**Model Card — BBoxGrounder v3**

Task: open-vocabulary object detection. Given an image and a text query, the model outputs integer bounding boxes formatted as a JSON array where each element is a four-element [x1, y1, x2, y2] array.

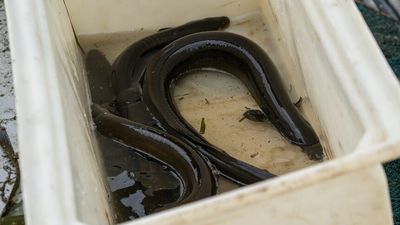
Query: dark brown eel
[[92, 104, 216, 208], [111, 16, 230, 96], [142, 31, 323, 163]]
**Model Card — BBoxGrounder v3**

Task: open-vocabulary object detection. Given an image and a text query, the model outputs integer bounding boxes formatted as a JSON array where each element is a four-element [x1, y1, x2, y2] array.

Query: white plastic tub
[[5, 0, 400, 224]]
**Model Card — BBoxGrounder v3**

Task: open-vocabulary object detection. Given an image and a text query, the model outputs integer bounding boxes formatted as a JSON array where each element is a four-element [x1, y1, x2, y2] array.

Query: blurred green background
[[358, 4, 400, 225]]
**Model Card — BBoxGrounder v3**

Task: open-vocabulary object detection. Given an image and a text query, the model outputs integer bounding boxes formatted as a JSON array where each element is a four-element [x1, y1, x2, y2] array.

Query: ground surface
[[0, 0, 18, 216]]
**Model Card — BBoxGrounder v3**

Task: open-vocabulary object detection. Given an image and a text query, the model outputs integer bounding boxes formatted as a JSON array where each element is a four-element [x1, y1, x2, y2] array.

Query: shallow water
[[84, 12, 322, 222], [97, 132, 239, 222], [83, 12, 320, 176], [96, 133, 182, 222]]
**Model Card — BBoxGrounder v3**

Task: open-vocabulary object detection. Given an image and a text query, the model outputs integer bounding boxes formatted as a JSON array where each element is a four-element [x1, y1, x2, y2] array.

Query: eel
[[113, 16, 230, 123], [92, 104, 216, 207], [142, 31, 324, 162], [111, 16, 230, 96]]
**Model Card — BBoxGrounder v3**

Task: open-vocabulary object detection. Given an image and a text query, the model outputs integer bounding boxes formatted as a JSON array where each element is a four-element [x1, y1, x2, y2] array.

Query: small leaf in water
[[174, 93, 189, 98], [250, 152, 259, 158], [294, 97, 303, 108], [199, 118, 206, 134]]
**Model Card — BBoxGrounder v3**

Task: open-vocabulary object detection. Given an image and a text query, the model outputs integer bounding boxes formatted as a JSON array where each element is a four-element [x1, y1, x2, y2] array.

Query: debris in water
[[174, 93, 190, 98], [294, 97, 303, 108], [250, 152, 259, 158], [199, 118, 206, 134]]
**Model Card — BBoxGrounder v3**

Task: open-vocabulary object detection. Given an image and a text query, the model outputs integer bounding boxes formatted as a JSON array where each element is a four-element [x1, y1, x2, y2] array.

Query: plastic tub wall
[[6, 0, 400, 224], [6, 0, 112, 225]]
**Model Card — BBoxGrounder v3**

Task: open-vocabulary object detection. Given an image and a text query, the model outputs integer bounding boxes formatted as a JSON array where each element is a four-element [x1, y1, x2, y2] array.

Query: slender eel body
[[142, 31, 323, 161], [111, 16, 230, 96], [114, 16, 229, 122], [92, 104, 216, 207]]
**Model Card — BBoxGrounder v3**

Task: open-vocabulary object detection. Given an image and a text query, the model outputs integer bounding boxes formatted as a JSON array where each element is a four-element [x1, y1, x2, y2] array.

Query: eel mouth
[[302, 143, 324, 161]]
